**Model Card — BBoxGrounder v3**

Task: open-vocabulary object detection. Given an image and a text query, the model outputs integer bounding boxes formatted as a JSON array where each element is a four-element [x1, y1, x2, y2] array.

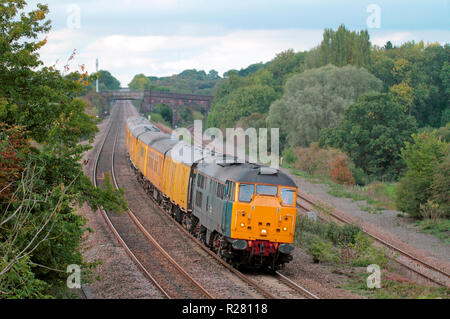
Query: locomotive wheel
[[199, 226, 207, 244], [182, 213, 192, 231], [211, 233, 224, 257], [190, 216, 199, 237]]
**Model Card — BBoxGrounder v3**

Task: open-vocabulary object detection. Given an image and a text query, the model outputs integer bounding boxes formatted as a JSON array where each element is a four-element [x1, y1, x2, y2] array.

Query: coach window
[[238, 184, 254, 202], [280, 188, 295, 206]]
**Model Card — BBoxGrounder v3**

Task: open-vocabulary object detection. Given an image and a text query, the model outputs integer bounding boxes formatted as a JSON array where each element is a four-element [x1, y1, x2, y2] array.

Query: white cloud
[[39, 28, 323, 85], [38, 26, 450, 87]]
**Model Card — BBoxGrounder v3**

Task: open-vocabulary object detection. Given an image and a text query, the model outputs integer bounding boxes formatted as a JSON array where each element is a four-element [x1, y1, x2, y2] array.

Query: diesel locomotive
[[126, 116, 298, 270]]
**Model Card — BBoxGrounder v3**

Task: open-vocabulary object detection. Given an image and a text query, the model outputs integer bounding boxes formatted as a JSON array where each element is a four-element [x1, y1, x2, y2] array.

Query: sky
[[31, 0, 450, 86]]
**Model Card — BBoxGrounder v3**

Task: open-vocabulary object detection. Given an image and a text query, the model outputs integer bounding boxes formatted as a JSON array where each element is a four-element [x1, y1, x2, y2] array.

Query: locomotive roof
[[196, 160, 297, 187]]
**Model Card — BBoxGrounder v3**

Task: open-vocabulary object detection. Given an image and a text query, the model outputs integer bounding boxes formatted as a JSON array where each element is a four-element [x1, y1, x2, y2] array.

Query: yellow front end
[[230, 184, 297, 244]]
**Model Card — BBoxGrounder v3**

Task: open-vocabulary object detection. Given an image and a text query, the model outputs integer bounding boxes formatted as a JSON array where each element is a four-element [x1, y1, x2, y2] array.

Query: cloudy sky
[[33, 0, 450, 86]]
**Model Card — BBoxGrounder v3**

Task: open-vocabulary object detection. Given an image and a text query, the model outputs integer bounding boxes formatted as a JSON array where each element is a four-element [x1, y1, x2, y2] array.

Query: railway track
[[297, 193, 450, 287], [93, 103, 214, 299]]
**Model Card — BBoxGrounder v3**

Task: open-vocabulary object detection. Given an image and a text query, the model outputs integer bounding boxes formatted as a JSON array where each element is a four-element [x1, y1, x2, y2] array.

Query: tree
[[96, 70, 121, 91], [0, 0, 127, 297], [430, 153, 450, 217], [390, 81, 414, 112], [128, 73, 152, 91], [267, 64, 382, 148], [370, 41, 450, 128], [369, 53, 395, 91], [395, 131, 448, 218], [207, 84, 276, 129], [319, 93, 417, 180], [266, 49, 298, 87], [318, 25, 372, 69], [207, 69, 219, 80], [152, 104, 173, 124]]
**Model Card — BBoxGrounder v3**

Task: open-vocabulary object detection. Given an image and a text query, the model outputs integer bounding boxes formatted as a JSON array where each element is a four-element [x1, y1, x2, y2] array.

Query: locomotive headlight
[[261, 229, 267, 236], [283, 227, 288, 232], [240, 223, 245, 228]]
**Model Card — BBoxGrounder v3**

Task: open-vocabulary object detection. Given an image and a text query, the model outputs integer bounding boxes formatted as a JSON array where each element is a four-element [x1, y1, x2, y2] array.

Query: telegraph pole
[[96, 58, 99, 93]]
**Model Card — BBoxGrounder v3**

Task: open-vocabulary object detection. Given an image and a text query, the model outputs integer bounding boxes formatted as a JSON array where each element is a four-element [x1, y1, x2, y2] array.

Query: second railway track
[[297, 194, 450, 287]]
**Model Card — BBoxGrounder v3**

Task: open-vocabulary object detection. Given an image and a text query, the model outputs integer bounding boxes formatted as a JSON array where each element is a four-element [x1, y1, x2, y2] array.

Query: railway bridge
[[101, 89, 214, 127]]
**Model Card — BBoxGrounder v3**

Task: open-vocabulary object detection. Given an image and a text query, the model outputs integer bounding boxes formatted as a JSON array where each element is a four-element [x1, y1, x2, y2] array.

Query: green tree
[[152, 104, 173, 124], [268, 64, 382, 148], [431, 153, 450, 217], [370, 42, 449, 128], [0, 0, 127, 298], [318, 25, 372, 69], [96, 70, 121, 91], [395, 131, 448, 217], [207, 84, 276, 129], [319, 93, 418, 180], [128, 73, 152, 91]]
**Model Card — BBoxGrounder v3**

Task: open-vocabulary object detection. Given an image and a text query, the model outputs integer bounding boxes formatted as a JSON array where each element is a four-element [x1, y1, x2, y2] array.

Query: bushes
[[281, 147, 297, 165], [395, 131, 448, 218], [306, 236, 339, 264], [430, 153, 450, 217], [329, 156, 355, 185], [293, 143, 356, 185], [296, 216, 388, 267]]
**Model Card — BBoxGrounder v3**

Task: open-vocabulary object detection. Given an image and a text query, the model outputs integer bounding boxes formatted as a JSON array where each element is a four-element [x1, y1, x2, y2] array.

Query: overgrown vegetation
[[295, 215, 389, 268], [128, 69, 223, 96], [286, 164, 396, 212], [149, 69, 223, 96], [395, 131, 449, 218], [296, 214, 449, 298], [341, 271, 449, 299], [0, 1, 128, 298]]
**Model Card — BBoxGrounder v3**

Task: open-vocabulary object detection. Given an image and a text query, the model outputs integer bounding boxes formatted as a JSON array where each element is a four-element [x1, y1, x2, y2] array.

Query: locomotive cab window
[[238, 184, 254, 202], [280, 188, 295, 206], [226, 181, 236, 201], [256, 184, 278, 196]]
